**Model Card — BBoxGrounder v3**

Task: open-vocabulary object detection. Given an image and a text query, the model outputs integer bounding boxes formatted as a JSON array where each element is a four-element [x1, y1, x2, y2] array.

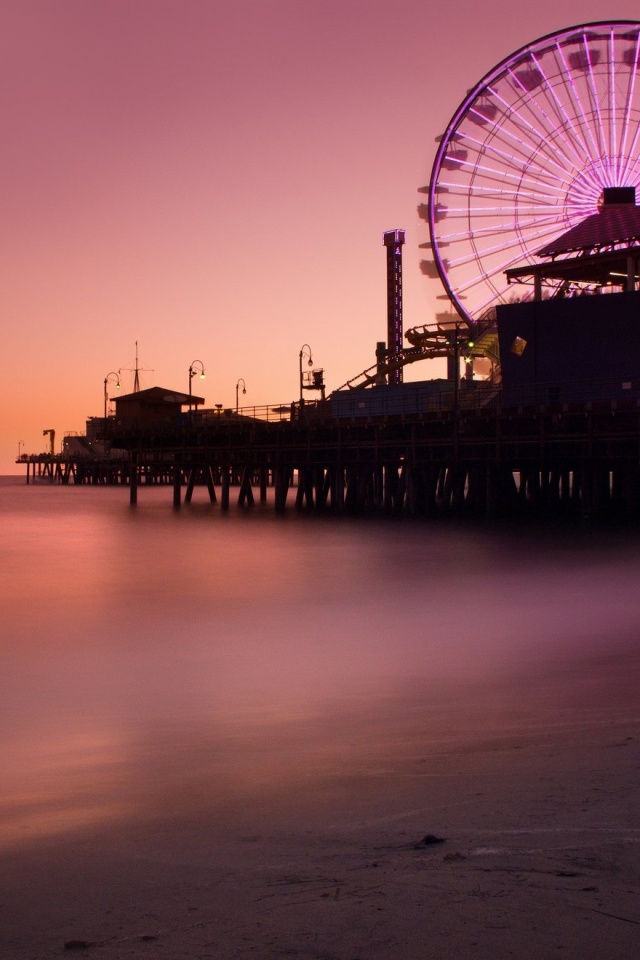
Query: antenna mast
[[120, 341, 153, 393], [133, 340, 140, 392]]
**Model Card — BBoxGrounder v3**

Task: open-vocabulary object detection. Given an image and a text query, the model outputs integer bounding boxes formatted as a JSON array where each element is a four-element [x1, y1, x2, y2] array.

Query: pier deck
[[21, 399, 640, 521]]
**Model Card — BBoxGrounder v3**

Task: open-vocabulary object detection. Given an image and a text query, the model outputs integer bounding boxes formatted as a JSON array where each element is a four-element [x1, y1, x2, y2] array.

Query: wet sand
[[2, 650, 639, 960]]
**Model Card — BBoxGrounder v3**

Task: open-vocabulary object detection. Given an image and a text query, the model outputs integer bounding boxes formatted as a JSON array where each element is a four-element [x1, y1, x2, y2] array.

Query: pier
[[21, 391, 640, 522], [110, 396, 640, 520]]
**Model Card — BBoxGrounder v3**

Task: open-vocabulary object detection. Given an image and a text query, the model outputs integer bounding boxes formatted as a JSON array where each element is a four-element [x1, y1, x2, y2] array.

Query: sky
[[4, 0, 640, 473]]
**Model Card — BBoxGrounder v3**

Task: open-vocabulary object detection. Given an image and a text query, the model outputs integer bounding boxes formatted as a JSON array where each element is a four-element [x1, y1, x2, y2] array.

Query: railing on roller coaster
[[335, 317, 498, 392]]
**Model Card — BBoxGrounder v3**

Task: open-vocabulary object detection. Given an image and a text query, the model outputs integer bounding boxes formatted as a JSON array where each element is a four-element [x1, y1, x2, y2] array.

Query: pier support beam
[[221, 466, 230, 512], [173, 463, 182, 509], [259, 466, 269, 503], [129, 453, 138, 505], [274, 464, 290, 514], [238, 465, 255, 506]]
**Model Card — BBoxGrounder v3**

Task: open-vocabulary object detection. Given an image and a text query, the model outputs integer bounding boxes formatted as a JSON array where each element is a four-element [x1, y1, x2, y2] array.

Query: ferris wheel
[[421, 21, 640, 326]]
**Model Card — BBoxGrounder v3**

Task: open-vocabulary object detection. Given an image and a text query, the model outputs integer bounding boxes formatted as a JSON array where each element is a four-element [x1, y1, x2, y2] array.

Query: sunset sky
[[4, 0, 640, 473]]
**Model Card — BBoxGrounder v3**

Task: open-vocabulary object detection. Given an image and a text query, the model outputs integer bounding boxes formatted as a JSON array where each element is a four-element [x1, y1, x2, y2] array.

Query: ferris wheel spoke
[[434, 205, 570, 220], [506, 65, 589, 173], [436, 180, 568, 204], [619, 124, 640, 184], [501, 70, 598, 175], [617, 152, 640, 185], [462, 154, 569, 195], [454, 213, 589, 294], [528, 52, 594, 168], [483, 84, 580, 181], [454, 121, 580, 186], [445, 218, 576, 269], [474, 284, 523, 318], [455, 243, 554, 295], [554, 40, 607, 175], [459, 126, 575, 189], [581, 33, 612, 182], [440, 143, 561, 189], [425, 22, 640, 325], [618, 34, 640, 181], [456, 261, 526, 300], [609, 32, 618, 177], [461, 103, 563, 174], [435, 214, 569, 242], [436, 215, 572, 247]]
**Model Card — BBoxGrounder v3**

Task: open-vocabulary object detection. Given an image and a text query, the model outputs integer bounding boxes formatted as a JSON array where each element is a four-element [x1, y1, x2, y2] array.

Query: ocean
[[2, 475, 639, 851]]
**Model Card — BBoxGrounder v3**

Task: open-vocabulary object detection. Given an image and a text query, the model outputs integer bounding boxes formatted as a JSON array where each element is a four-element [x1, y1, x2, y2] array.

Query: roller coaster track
[[334, 319, 498, 392]]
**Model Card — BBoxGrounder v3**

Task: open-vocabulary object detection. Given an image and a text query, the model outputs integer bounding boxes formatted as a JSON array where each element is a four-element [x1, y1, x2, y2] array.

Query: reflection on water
[[1, 479, 639, 848]]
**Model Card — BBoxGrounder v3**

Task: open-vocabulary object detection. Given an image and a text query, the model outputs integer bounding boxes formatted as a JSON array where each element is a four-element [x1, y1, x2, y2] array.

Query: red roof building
[[506, 187, 640, 295]]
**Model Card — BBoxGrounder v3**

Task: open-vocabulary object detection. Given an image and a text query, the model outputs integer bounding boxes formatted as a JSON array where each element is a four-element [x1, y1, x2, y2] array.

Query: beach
[[1, 482, 639, 958], [2, 652, 639, 959]]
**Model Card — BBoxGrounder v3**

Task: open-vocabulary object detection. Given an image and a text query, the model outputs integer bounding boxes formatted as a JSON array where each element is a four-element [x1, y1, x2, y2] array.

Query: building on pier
[[112, 386, 205, 424], [499, 187, 640, 407]]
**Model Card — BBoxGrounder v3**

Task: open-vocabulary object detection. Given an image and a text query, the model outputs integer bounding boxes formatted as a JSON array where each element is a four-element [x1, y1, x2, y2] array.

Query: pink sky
[[3, 0, 640, 472]]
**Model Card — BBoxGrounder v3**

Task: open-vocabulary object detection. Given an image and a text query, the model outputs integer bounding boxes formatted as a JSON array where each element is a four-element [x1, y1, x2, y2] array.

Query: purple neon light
[[456, 237, 565, 295], [430, 188, 598, 232], [618, 35, 640, 181], [438, 214, 582, 246], [436, 180, 566, 199], [436, 188, 570, 212], [426, 21, 640, 324], [441, 151, 566, 195], [484, 81, 580, 179], [440, 202, 575, 215], [617, 155, 640, 186], [528, 52, 592, 167], [458, 126, 573, 186], [555, 41, 605, 172], [446, 217, 580, 269], [619, 63, 640, 179], [507, 63, 587, 172], [582, 33, 612, 182], [432, 175, 595, 218], [437, 155, 606, 203], [619, 138, 640, 185], [610, 32, 617, 175], [468, 90, 578, 172], [497, 64, 592, 166], [456, 43, 640, 193]]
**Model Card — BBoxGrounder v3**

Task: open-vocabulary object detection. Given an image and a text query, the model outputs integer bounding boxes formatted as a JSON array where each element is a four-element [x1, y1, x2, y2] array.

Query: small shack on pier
[[113, 386, 205, 425]]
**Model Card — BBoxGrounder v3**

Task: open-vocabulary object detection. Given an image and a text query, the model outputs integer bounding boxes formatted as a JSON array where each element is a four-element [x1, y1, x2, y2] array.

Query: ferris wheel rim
[[426, 19, 640, 326]]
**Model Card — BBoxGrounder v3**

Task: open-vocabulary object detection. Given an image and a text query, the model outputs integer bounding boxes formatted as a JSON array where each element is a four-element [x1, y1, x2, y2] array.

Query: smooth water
[[1, 477, 639, 850]]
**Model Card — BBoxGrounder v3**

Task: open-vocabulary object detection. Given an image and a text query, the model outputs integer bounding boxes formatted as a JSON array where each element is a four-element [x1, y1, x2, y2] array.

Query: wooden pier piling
[[21, 399, 640, 523]]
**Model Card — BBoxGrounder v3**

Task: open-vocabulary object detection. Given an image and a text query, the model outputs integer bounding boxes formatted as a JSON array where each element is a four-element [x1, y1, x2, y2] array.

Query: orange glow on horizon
[[3, 1, 638, 472]]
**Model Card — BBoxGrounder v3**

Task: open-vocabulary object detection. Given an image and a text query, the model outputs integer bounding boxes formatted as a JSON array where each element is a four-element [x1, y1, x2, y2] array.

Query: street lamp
[[104, 371, 120, 419], [188, 360, 206, 412], [17, 440, 24, 460], [299, 344, 313, 403], [235, 378, 247, 413]]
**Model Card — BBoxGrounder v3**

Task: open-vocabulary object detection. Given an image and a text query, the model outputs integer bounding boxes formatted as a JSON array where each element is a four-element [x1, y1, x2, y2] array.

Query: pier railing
[[174, 379, 640, 427]]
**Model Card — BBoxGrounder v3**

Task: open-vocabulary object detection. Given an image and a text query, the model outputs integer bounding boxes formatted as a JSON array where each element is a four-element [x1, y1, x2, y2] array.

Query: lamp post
[[17, 440, 24, 460], [188, 360, 206, 412], [299, 344, 313, 403], [235, 378, 247, 413], [104, 372, 120, 419]]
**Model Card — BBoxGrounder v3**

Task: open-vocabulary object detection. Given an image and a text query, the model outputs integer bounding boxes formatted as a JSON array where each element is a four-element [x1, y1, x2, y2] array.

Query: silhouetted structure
[[383, 229, 405, 385], [113, 386, 204, 424], [501, 187, 640, 406]]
